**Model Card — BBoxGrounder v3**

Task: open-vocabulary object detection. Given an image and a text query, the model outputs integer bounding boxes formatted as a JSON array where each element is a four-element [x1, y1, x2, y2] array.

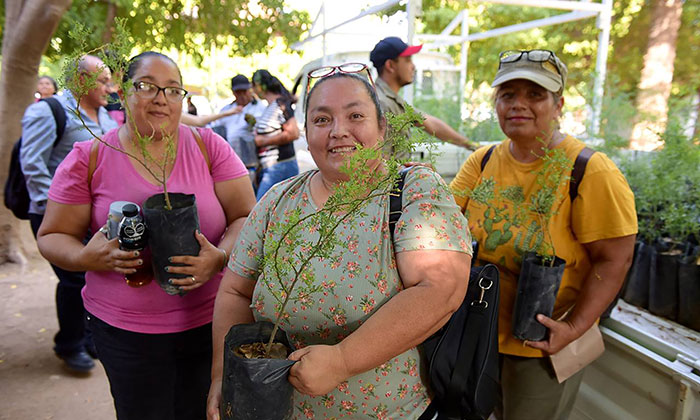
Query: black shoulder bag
[[4, 97, 67, 219], [389, 168, 500, 420]]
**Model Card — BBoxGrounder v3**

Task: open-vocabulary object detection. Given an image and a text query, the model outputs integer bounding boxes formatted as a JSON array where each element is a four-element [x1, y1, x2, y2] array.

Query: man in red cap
[[370, 36, 477, 156]]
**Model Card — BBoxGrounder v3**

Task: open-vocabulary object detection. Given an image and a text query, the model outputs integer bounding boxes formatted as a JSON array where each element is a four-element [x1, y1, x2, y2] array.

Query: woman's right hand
[[206, 378, 223, 420], [78, 226, 142, 274], [221, 105, 243, 117]]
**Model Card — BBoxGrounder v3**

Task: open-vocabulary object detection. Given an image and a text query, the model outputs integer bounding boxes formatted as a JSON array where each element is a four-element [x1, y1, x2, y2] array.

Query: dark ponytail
[[252, 69, 294, 103]]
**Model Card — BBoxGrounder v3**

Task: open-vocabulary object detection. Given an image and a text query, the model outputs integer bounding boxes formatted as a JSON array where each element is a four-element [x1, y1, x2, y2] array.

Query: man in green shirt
[[370, 37, 478, 156]]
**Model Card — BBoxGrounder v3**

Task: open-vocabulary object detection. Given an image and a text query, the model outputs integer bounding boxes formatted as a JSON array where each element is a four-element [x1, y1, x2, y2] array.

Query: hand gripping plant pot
[[512, 252, 566, 341], [220, 322, 295, 420], [142, 193, 200, 296]]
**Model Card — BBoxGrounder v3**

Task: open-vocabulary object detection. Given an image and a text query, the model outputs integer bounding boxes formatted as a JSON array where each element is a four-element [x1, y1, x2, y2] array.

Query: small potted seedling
[[63, 20, 201, 296], [619, 126, 700, 327]]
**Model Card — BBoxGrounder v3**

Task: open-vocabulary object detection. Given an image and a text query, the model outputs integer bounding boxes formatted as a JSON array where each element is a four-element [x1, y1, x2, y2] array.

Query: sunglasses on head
[[498, 49, 563, 77], [306, 62, 376, 95]]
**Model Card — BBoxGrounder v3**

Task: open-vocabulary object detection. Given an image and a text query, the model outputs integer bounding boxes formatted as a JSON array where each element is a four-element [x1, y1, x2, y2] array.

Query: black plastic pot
[[512, 253, 566, 342], [648, 248, 679, 321], [677, 247, 700, 331], [220, 322, 295, 420], [601, 241, 643, 319], [142, 193, 200, 296], [623, 241, 655, 309]]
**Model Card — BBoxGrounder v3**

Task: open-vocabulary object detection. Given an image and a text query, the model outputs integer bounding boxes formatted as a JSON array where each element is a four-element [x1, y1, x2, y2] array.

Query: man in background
[[370, 36, 478, 156], [209, 74, 267, 189], [20, 55, 117, 373]]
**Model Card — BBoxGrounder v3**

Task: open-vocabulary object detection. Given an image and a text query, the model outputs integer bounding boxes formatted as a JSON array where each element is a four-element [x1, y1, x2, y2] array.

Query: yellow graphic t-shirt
[[450, 136, 637, 357]]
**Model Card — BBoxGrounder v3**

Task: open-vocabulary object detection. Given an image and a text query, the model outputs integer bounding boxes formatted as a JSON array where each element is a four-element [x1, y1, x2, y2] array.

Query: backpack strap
[[40, 97, 67, 147], [480, 145, 497, 172], [388, 168, 410, 243], [569, 146, 595, 202], [479, 144, 595, 202], [190, 126, 211, 172]]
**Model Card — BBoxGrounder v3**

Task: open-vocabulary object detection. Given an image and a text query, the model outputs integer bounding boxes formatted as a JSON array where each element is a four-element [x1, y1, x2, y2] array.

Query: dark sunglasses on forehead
[[498, 49, 563, 77], [306, 62, 376, 95]]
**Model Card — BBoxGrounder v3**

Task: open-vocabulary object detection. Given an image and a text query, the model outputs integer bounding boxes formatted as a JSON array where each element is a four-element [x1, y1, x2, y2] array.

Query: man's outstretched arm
[[422, 114, 477, 151]]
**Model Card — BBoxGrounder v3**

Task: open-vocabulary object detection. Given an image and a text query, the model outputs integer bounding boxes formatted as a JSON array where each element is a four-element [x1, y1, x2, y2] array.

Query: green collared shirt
[[376, 77, 408, 116], [375, 77, 424, 161]]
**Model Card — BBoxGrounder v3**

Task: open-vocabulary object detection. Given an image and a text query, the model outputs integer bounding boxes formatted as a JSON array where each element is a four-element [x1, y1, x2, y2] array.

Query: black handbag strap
[[443, 265, 496, 419], [388, 167, 410, 242], [444, 308, 483, 418]]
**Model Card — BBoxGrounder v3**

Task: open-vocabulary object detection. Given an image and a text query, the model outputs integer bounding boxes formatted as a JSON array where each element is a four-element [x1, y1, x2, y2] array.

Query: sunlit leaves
[[383, 0, 698, 99], [32, 0, 309, 63]]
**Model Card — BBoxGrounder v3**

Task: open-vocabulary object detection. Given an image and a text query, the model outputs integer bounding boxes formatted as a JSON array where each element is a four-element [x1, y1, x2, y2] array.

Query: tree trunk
[[630, 0, 684, 151], [102, 0, 118, 43], [0, 0, 72, 265]]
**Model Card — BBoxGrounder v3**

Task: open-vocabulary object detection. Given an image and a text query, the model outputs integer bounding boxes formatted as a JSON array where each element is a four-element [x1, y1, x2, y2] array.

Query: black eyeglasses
[[498, 49, 563, 77], [132, 81, 188, 103], [306, 63, 375, 94]]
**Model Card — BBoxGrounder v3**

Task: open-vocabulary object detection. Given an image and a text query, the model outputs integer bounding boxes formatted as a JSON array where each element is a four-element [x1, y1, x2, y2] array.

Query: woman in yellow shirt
[[450, 50, 637, 420]]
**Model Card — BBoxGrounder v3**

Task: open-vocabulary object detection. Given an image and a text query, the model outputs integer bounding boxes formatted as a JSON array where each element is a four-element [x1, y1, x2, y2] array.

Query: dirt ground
[[0, 221, 115, 420]]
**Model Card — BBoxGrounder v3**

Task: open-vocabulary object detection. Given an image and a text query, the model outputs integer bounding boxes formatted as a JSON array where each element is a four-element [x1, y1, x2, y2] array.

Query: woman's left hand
[[288, 345, 350, 396], [165, 230, 225, 292], [524, 314, 582, 354]]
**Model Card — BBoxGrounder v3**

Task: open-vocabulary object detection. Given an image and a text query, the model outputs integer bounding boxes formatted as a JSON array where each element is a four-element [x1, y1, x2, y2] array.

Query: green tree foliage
[[383, 1, 698, 97], [1, 0, 310, 63], [620, 126, 700, 246], [672, 0, 700, 96]]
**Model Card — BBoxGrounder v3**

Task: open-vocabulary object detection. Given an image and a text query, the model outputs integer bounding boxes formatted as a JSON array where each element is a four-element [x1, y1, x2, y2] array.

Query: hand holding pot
[[524, 314, 581, 355], [288, 345, 350, 396], [166, 230, 225, 292], [79, 226, 142, 274]]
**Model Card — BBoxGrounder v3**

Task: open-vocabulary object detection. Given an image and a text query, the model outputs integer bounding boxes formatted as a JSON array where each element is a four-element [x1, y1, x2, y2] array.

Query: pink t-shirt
[[49, 125, 248, 333]]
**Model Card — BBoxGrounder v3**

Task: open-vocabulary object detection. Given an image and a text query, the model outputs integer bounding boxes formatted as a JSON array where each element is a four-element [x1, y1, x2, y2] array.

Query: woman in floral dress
[[208, 70, 473, 420]]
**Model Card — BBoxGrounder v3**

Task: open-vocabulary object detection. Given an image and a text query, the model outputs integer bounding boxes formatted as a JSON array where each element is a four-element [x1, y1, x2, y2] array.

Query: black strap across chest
[[480, 144, 595, 202]]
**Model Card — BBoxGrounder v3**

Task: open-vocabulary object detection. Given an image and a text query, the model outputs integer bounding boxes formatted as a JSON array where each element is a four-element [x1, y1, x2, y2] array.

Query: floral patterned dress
[[231, 167, 472, 419]]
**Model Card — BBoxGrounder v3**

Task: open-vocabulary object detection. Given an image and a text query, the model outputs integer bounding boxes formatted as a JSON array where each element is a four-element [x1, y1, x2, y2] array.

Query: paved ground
[[0, 221, 114, 420]]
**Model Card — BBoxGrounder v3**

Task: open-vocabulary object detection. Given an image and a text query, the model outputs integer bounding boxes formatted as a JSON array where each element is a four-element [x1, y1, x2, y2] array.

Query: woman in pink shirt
[[36, 52, 256, 420]]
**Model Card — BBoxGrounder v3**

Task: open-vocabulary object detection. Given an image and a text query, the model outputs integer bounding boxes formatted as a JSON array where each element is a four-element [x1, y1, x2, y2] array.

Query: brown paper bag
[[549, 320, 605, 383]]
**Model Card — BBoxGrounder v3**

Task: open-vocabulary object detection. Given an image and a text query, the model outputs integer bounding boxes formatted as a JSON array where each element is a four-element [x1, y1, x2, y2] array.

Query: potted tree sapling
[[620, 126, 700, 327], [457, 142, 573, 341], [219, 107, 434, 420], [63, 21, 202, 296]]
